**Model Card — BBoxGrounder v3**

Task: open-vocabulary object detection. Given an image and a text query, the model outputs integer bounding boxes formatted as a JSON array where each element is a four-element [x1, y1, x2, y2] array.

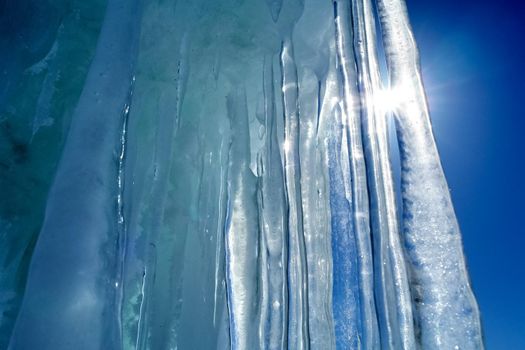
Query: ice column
[[333, 1, 380, 348], [351, 0, 416, 348], [224, 89, 261, 349], [280, 38, 311, 350], [376, 0, 484, 348], [257, 58, 288, 350]]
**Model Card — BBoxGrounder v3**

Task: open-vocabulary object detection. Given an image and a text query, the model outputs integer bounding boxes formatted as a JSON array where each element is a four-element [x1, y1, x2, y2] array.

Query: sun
[[373, 84, 411, 114]]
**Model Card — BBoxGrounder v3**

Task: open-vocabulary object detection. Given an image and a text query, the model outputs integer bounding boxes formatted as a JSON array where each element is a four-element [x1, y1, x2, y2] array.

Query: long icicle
[[257, 56, 288, 350], [333, 1, 380, 348], [224, 88, 260, 349], [280, 37, 310, 350], [375, 0, 484, 348], [351, 0, 416, 348]]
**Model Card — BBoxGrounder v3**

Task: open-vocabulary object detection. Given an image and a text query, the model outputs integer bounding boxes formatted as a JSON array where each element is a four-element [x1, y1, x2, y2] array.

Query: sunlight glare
[[373, 84, 411, 114], [283, 139, 291, 153]]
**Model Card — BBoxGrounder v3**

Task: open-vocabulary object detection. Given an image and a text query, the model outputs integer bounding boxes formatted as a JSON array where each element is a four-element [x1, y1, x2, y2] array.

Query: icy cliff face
[[0, 0, 482, 349]]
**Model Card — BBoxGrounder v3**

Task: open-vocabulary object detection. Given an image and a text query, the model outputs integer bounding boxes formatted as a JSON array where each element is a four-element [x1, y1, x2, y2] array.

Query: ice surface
[[0, 0, 483, 349], [7, 0, 141, 348], [376, 0, 484, 348], [0, 1, 107, 347]]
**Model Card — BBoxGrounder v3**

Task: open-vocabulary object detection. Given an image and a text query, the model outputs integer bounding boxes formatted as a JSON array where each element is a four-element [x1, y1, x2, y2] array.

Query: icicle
[[256, 57, 288, 350], [333, 1, 380, 348], [326, 101, 361, 350], [291, 1, 339, 346], [224, 88, 260, 349], [280, 37, 311, 350], [350, 0, 416, 348], [299, 72, 336, 350], [375, 0, 484, 348]]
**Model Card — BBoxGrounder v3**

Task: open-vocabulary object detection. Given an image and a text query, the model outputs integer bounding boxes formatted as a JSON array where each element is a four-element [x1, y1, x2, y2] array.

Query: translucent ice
[[0, 0, 483, 349]]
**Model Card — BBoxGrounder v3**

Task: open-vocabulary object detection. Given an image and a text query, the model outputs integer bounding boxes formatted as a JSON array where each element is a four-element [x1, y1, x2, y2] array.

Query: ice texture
[[6, 0, 142, 348], [350, 0, 416, 348], [0, 0, 483, 349], [376, 0, 484, 348]]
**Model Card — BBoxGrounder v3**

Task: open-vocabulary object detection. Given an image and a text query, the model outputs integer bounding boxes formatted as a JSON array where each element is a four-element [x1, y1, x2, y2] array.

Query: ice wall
[[0, 0, 483, 349], [0, 1, 108, 348]]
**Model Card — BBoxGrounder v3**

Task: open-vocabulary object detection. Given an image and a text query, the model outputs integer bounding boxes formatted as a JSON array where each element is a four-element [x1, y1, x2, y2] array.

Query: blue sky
[[406, 0, 525, 347]]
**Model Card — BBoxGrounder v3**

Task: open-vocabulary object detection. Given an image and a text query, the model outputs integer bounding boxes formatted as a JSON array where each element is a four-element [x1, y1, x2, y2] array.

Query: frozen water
[[0, 0, 483, 349]]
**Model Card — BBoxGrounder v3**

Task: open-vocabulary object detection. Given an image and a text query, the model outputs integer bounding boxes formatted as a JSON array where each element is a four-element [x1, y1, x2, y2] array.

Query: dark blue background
[[407, 0, 525, 347]]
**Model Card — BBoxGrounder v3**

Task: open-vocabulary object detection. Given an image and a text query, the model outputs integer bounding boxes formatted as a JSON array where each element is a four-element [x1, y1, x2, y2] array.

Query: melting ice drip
[[2, 0, 483, 349]]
